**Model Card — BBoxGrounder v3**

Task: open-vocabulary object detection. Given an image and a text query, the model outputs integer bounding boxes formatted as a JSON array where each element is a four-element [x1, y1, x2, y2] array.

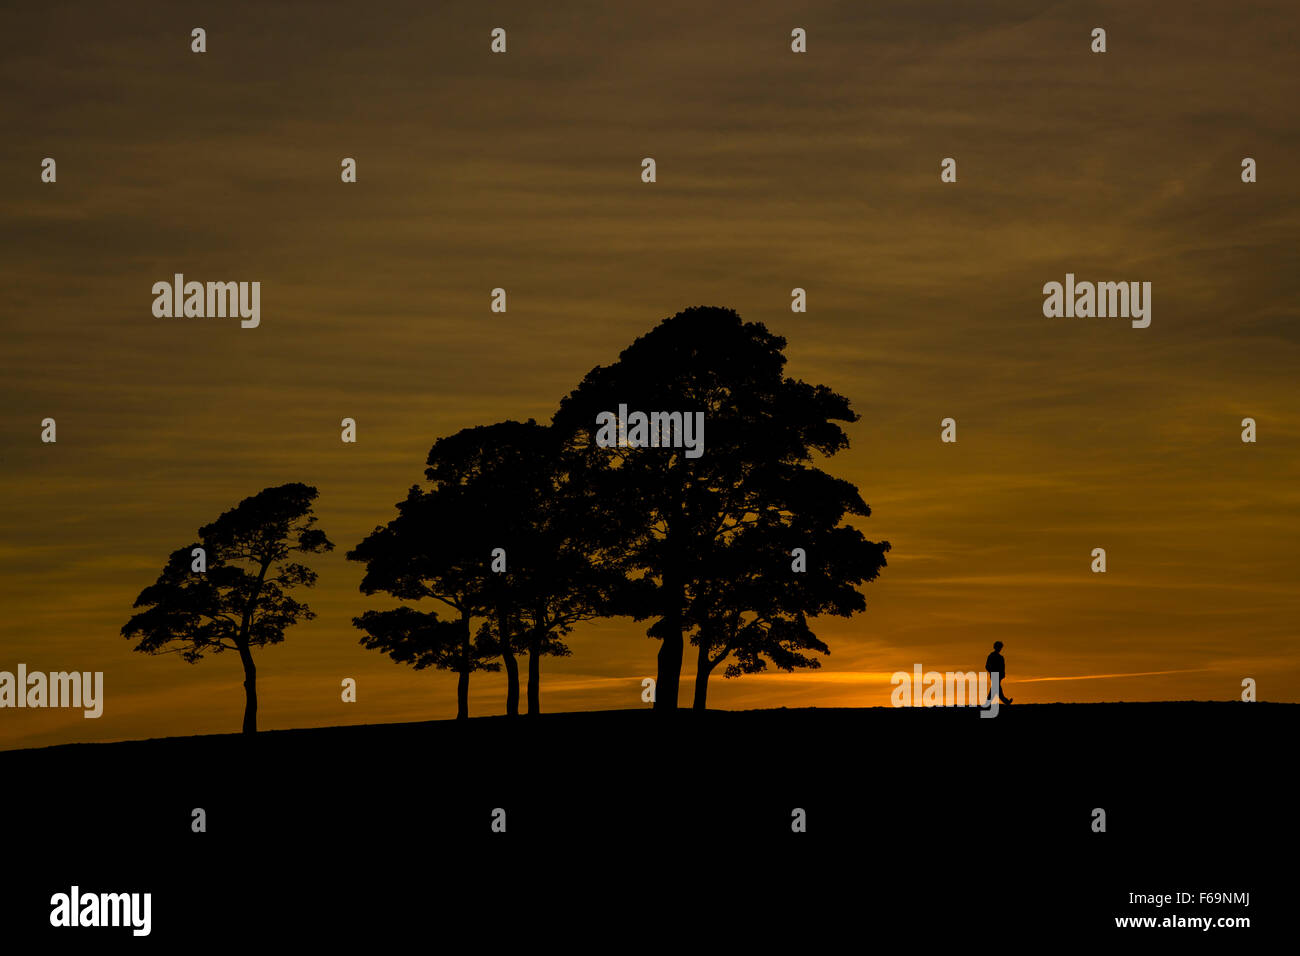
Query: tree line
[[122, 307, 890, 732]]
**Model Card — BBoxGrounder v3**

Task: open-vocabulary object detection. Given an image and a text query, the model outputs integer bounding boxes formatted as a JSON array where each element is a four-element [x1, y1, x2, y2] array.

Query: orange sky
[[2, 0, 1297, 749]]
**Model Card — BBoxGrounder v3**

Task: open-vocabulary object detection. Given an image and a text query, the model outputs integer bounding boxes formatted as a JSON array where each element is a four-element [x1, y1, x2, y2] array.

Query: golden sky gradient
[[2, 0, 1297, 749]]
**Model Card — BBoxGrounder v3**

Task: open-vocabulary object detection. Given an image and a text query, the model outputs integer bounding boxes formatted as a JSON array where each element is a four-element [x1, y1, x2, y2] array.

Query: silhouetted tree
[[456, 420, 576, 716], [553, 306, 879, 710], [121, 483, 333, 734], [687, 510, 888, 709], [349, 483, 500, 720], [475, 428, 627, 715], [356, 420, 623, 718], [490, 422, 630, 715], [350, 420, 601, 718], [354, 604, 498, 713]]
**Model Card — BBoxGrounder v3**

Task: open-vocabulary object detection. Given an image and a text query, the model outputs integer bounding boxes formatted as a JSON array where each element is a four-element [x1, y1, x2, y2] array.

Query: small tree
[[122, 483, 333, 734], [351, 419, 621, 718], [688, 513, 888, 709], [354, 605, 499, 710], [478, 527, 623, 716], [468, 421, 626, 715], [349, 484, 500, 720]]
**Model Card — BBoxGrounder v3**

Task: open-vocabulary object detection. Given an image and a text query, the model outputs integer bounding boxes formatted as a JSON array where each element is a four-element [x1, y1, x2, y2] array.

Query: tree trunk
[[656, 628, 682, 711], [527, 630, 541, 716], [654, 522, 689, 712], [655, 565, 684, 711], [503, 651, 519, 716], [692, 640, 713, 711], [457, 611, 471, 720], [497, 605, 519, 716], [237, 643, 257, 734], [236, 560, 270, 735], [456, 668, 469, 720]]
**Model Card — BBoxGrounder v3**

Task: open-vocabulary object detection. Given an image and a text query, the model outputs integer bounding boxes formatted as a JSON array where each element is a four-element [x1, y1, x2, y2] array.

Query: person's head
[[993, 641, 1003, 651]]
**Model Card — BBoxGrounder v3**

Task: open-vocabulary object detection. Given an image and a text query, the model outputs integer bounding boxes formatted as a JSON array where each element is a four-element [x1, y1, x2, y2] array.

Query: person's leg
[[999, 677, 1012, 704]]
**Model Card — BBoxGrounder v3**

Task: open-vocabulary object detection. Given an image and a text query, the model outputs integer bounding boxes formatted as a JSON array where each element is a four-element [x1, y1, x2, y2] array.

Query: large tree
[[552, 306, 881, 711], [122, 483, 333, 734]]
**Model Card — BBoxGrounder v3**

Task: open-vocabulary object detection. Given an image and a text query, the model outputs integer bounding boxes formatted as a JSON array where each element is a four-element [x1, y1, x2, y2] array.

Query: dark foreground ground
[[1, 701, 1291, 945]]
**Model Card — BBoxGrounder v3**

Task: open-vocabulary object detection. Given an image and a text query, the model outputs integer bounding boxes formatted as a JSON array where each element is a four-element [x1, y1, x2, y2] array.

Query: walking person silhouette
[[985, 641, 1013, 705]]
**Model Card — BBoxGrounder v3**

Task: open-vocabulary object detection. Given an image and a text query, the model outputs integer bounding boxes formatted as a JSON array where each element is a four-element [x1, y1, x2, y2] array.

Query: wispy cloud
[[1015, 669, 1214, 684], [1, 0, 1296, 748]]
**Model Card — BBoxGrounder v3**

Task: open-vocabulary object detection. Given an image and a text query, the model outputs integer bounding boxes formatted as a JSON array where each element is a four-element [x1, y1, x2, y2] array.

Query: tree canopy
[[122, 482, 333, 733], [552, 306, 886, 709]]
